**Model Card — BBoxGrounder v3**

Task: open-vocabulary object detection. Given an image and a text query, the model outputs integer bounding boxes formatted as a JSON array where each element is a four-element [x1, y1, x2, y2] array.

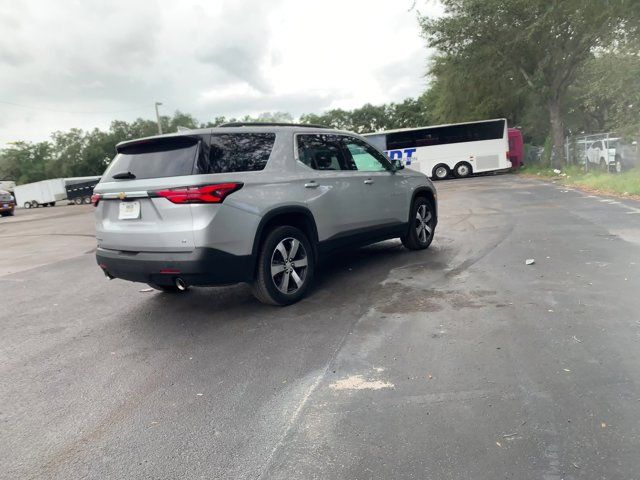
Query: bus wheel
[[432, 164, 450, 180], [454, 162, 472, 178]]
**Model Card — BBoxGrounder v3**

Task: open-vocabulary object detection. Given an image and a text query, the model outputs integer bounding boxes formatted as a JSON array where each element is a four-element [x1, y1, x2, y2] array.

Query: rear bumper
[[0, 204, 14, 213], [96, 247, 255, 286]]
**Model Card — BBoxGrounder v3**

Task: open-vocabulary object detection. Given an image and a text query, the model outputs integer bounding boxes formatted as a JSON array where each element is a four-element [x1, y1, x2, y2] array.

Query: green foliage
[[420, 0, 640, 164], [568, 54, 640, 136], [300, 96, 432, 133]]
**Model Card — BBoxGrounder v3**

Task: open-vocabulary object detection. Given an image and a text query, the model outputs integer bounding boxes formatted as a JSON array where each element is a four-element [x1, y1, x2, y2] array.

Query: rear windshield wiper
[[111, 171, 136, 180]]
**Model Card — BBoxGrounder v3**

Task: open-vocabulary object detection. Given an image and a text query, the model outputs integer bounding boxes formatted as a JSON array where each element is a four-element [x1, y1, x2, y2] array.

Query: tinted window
[[107, 137, 199, 180], [340, 136, 390, 172], [297, 134, 353, 171], [386, 120, 505, 149], [198, 133, 275, 174]]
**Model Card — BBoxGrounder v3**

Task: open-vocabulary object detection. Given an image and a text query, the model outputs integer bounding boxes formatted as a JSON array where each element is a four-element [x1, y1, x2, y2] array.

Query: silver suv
[[93, 123, 438, 305]]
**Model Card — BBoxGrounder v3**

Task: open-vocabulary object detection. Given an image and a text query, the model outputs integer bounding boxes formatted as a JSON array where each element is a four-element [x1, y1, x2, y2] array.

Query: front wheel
[[402, 197, 435, 250], [252, 226, 314, 306], [432, 164, 450, 180]]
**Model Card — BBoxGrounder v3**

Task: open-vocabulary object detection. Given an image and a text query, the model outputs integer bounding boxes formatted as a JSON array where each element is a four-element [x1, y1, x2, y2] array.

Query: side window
[[297, 134, 352, 171], [340, 136, 390, 172], [197, 133, 275, 173]]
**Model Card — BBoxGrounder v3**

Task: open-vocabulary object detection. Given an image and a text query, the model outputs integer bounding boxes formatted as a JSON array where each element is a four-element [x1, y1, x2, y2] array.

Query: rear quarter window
[[197, 133, 276, 174]]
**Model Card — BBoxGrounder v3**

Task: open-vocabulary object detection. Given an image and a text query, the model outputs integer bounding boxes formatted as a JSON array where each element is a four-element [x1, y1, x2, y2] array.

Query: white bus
[[363, 118, 511, 180]]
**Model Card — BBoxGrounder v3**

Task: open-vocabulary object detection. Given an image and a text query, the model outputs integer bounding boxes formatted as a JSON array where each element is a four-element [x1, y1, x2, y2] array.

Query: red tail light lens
[[91, 193, 102, 206], [154, 183, 243, 204]]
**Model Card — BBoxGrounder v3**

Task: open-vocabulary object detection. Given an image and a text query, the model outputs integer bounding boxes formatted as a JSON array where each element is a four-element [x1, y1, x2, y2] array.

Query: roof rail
[[217, 122, 330, 129]]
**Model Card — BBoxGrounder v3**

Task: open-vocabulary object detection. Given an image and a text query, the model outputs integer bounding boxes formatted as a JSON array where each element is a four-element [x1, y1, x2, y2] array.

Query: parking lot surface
[[2, 175, 640, 479]]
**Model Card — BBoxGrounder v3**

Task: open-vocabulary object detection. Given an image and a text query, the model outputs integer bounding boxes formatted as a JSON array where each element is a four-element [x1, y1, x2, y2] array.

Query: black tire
[[24, 202, 31, 209], [402, 196, 436, 250], [147, 283, 187, 293], [49, 202, 55, 207], [599, 158, 608, 172], [432, 164, 450, 180], [83, 196, 91, 204], [453, 162, 472, 178], [74, 197, 82, 205], [252, 225, 314, 306], [31, 201, 39, 208]]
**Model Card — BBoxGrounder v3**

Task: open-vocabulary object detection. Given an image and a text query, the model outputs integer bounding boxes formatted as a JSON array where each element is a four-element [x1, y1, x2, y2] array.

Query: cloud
[[0, 0, 441, 144]]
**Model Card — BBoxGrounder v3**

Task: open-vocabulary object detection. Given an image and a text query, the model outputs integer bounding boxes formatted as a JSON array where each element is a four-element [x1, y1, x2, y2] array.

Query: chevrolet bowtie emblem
[[118, 192, 126, 200]]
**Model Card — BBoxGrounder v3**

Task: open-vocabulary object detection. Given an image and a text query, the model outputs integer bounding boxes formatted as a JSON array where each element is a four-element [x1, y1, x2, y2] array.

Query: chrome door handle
[[364, 179, 374, 185], [304, 181, 319, 188]]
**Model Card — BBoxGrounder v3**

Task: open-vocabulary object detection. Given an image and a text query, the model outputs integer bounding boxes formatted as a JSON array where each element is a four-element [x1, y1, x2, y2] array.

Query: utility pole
[[155, 102, 163, 135]]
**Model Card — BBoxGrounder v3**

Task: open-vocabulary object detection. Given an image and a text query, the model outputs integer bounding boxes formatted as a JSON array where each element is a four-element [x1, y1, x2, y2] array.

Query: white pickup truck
[[585, 138, 637, 173]]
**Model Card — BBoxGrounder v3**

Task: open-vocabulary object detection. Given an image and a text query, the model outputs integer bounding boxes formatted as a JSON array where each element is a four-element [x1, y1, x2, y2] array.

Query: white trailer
[[14, 179, 67, 209]]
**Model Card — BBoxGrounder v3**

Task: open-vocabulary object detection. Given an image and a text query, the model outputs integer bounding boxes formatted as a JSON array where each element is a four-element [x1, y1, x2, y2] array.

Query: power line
[[0, 100, 154, 115]]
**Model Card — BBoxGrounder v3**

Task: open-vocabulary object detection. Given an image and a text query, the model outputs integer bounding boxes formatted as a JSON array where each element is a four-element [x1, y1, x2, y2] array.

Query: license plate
[[2, 204, 7, 209], [118, 201, 140, 220]]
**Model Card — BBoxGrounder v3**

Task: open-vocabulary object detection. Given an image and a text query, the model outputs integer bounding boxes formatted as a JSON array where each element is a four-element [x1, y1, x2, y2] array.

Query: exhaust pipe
[[175, 277, 187, 291]]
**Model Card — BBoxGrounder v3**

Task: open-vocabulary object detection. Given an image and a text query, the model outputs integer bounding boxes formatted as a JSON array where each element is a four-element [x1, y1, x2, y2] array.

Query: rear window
[[196, 133, 276, 174], [107, 137, 199, 180]]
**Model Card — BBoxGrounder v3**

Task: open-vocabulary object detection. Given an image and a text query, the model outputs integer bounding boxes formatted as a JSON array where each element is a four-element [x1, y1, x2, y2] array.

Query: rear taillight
[[91, 193, 102, 206], [154, 183, 243, 204]]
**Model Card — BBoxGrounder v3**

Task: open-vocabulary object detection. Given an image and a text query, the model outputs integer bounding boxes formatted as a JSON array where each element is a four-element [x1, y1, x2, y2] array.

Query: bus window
[[387, 131, 416, 150]]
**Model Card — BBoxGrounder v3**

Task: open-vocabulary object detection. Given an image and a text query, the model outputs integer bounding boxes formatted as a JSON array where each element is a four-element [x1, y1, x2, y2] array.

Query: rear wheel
[[31, 201, 39, 208], [453, 162, 472, 178], [74, 197, 83, 205], [24, 202, 32, 209], [83, 196, 91, 204], [252, 226, 314, 306], [402, 197, 435, 250], [432, 164, 450, 180]]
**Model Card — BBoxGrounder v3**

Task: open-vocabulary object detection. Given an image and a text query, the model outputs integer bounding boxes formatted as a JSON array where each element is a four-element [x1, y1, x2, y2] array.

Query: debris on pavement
[[139, 288, 154, 292], [525, 259, 535, 265], [502, 432, 517, 438]]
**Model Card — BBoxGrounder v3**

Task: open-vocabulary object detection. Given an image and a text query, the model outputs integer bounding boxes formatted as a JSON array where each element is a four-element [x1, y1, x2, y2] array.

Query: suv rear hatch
[[95, 136, 202, 253]]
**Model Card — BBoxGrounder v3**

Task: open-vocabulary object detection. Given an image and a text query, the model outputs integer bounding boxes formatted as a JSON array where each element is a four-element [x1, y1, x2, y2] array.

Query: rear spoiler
[[116, 135, 200, 154]]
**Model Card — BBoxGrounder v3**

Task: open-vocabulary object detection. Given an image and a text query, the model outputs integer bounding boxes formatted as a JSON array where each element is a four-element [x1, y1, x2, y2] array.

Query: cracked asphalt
[[1, 174, 640, 479]]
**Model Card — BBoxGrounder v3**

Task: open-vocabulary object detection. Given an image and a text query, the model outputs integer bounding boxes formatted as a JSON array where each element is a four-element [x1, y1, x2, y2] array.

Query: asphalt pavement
[[1, 174, 640, 480]]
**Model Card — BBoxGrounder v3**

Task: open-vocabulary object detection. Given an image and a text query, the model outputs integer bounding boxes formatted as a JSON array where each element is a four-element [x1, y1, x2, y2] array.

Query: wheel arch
[[410, 187, 438, 226], [432, 163, 450, 180], [454, 161, 473, 176], [251, 206, 319, 274]]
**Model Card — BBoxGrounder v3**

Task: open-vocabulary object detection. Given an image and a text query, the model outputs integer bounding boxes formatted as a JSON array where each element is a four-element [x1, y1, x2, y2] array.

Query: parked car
[[0, 189, 16, 216], [93, 123, 438, 305], [585, 138, 637, 172]]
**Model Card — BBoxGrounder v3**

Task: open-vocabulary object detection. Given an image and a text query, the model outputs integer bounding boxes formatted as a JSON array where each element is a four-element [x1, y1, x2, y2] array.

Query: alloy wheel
[[415, 204, 433, 244], [270, 237, 308, 294]]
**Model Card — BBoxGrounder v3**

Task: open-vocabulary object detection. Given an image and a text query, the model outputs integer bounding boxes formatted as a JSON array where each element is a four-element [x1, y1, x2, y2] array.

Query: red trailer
[[508, 128, 524, 169]]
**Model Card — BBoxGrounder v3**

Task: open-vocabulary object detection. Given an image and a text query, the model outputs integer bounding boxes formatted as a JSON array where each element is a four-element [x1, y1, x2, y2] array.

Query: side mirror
[[391, 159, 404, 172]]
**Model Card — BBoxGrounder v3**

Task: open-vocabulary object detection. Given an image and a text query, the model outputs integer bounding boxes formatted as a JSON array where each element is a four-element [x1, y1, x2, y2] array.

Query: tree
[[569, 53, 640, 136], [421, 0, 640, 166]]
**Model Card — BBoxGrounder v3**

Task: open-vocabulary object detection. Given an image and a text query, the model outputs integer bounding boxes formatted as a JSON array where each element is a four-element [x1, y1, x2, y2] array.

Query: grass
[[520, 164, 640, 197]]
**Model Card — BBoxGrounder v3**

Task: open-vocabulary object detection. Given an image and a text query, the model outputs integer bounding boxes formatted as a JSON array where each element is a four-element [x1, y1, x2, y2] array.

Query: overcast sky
[[0, 0, 442, 145]]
